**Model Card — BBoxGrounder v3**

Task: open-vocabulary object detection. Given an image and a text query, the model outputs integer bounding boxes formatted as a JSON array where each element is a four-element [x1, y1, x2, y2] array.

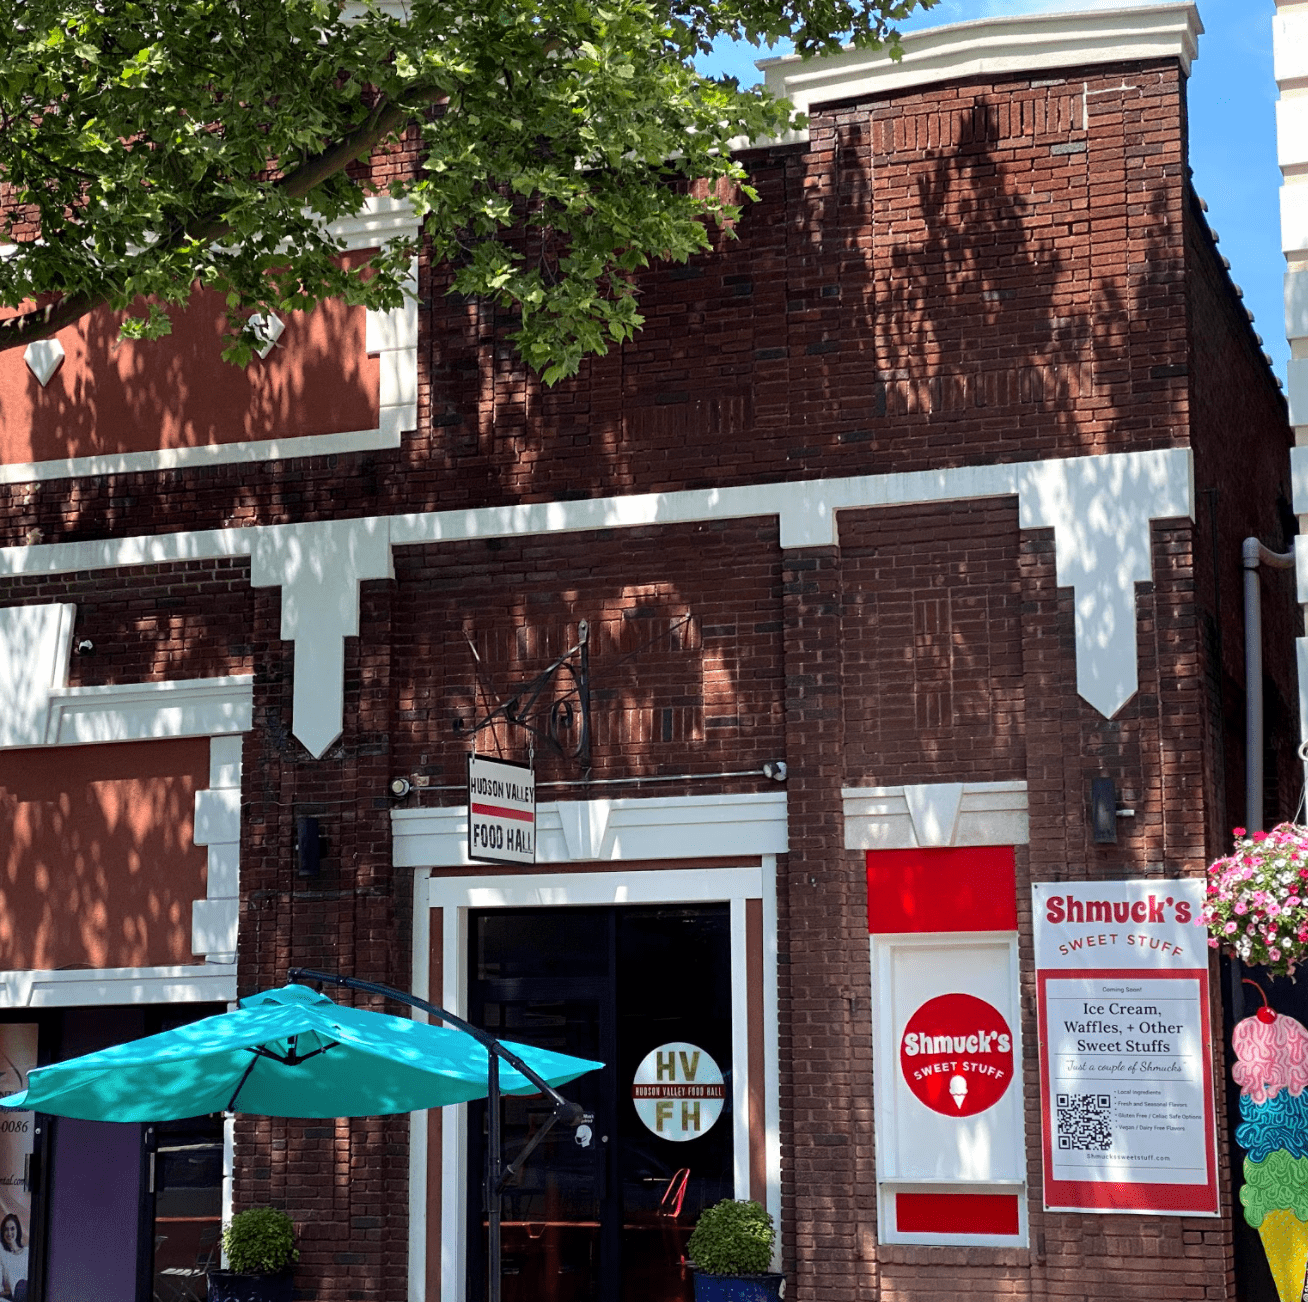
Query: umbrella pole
[[287, 968, 588, 1302], [487, 1051, 502, 1302]]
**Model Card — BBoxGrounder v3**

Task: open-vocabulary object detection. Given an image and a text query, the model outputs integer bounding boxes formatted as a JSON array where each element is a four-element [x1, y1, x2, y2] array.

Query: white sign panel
[[467, 755, 536, 865], [631, 1042, 725, 1141], [1032, 879, 1217, 1215], [872, 935, 1024, 1184]]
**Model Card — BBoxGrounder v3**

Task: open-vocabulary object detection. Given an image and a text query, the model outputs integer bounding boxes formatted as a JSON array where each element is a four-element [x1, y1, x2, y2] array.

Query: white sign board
[[467, 755, 536, 865], [872, 935, 1024, 1184], [631, 1042, 725, 1142], [1032, 879, 1217, 1215]]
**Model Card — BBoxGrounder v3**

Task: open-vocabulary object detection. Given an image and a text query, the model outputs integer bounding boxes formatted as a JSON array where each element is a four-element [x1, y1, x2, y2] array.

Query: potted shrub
[[685, 1198, 783, 1301], [208, 1206, 298, 1302]]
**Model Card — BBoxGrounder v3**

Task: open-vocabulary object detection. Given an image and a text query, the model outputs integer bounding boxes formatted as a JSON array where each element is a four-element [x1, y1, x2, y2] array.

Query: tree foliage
[[0, 0, 933, 380]]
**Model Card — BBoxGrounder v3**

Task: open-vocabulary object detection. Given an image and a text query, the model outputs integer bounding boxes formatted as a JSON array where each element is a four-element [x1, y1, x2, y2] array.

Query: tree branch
[[0, 84, 445, 352]]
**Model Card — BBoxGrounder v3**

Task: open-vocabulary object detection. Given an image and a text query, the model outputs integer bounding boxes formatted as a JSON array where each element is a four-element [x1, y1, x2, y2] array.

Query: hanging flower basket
[[1203, 824, 1308, 978]]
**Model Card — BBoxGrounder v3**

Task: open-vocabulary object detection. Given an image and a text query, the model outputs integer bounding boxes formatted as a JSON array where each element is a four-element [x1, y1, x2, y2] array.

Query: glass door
[[466, 905, 734, 1302]]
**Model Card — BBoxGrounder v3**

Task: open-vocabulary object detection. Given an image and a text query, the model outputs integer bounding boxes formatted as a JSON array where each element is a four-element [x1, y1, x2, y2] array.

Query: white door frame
[[397, 792, 786, 1302]]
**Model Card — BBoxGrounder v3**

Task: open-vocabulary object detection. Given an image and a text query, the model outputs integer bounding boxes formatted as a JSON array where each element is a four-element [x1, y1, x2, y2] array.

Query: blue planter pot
[[691, 1270, 785, 1301], [207, 1271, 294, 1302]]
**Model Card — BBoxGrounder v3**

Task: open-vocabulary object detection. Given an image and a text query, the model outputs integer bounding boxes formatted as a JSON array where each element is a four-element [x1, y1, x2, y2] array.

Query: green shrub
[[685, 1199, 775, 1276], [222, 1207, 299, 1276]]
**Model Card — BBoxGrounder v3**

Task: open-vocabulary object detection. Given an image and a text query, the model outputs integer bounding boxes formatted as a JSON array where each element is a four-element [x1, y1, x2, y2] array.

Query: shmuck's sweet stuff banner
[[1031, 879, 1218, 1215]]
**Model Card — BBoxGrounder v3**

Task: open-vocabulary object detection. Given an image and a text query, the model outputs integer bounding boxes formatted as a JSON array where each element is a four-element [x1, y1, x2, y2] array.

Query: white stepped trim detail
[[0, 447, 1194, 746]]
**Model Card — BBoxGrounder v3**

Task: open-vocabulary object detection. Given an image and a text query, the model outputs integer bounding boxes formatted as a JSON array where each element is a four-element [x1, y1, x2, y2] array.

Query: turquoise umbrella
[[0, 982, 601, 1121]]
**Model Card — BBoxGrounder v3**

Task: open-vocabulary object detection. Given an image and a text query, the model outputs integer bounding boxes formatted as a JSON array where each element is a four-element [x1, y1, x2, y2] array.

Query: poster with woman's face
[[0, 1026, 36, 1261]]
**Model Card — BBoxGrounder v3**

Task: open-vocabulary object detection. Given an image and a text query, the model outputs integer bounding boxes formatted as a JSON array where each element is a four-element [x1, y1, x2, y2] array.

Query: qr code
[[1056, 1093, 1112, 1151]]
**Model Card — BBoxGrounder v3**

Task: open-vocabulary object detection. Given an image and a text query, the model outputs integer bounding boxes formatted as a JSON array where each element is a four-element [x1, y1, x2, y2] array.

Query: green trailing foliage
[[686, 1198, 775, 1275], [0, 0, 935, 380], [222, 1207, 299, 1276]]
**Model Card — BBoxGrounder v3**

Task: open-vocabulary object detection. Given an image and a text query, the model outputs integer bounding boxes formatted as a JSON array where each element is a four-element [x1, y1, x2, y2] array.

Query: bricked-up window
[[868, 847, 1027, 1247]]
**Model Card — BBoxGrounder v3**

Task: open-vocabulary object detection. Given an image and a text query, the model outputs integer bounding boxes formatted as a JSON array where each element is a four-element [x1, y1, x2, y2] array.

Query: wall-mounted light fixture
[[296, 816, 321, 878], [762, 761, 788, 783], [1090, 778, 1117, 845], [389, 777, 412, 799]]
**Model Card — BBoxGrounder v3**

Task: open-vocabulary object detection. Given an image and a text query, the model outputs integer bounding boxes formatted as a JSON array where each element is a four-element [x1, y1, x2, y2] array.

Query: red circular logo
[[899, 993, 1014, 1117]]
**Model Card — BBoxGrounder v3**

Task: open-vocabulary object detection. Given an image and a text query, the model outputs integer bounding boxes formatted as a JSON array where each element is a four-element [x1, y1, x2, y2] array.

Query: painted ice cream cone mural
[[1233, 983, 1308, 1302]]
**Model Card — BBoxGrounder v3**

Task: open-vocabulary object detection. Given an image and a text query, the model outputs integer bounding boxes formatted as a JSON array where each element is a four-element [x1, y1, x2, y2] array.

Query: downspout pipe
[[1244, 537, 1296, 830]]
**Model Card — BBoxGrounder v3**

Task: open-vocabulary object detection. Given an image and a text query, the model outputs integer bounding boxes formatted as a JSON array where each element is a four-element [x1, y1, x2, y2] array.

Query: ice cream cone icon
[[949, 1074, 968, 1110], [1257, 1208, 1308, 1302], [1233, 993, 1308, 1302]]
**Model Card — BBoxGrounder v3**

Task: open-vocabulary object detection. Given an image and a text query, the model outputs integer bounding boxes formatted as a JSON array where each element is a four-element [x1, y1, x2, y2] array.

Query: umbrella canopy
[[0, 983, 601, 1122]]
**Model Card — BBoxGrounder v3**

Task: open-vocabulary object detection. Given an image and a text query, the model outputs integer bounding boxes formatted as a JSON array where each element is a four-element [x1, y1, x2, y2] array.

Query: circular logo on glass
[[631, 1041, 725, 1142]]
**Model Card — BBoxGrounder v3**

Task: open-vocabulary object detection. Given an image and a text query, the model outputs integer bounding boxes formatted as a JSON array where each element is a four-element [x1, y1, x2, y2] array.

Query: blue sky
[[700, 0, 1287, 380]]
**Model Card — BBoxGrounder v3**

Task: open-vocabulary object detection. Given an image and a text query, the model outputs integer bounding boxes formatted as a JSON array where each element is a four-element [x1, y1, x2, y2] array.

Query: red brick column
[[780, 545, 877, 1302]]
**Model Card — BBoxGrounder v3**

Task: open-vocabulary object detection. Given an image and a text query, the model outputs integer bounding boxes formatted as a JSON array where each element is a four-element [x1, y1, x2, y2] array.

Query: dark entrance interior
[[466, 904, 734, 1302]]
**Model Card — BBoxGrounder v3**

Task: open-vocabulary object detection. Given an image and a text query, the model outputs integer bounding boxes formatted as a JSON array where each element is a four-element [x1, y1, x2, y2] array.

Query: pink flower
[[1235, 902, 1248, 915], [1255, 831, 1269, 842], [1209, 938, 1219, 948], [1225, 922, 1238, 934], [1270, 948, 1282, 961], [1234, 828, 1247, 837]]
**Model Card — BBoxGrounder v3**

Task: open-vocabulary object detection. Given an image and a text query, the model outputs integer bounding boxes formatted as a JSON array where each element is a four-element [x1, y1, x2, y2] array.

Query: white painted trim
[[42, 675, 254, 747], [760, 855, 782, 1270], [0, 200, 419, 486], [395, 791, 788, 868], [192, 734, 245, 963], [0, 425, 403, 486], [730, 896, 752, 1201], [843, 781, 1029, 850], [440, 902, 465, 1302], [0, 602, 76, 746], [427, 867, 764, 911], [1276, 10, 1308, 87], [0, 447, 1195, 744], [758, 2, 1201, 141], [0, 962, 237, 1008], [0, 726, 246, 1007], [408, 866, 432, 1302], [248, 518, 394, 757], [427, 863, 771, 1302]]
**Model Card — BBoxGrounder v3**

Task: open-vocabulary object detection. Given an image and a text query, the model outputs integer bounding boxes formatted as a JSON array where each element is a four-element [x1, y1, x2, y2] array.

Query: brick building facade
[[0, 4, 1299, 1301]]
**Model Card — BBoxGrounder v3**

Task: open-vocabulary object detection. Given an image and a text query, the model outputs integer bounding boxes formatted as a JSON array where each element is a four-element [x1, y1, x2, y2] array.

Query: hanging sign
[[631, 1042, 725, 1142], [467, 754, 536, 865], [0, 1023, 36, 1302], [900, 993, 1014, 1117], [1032, 879, 1218, 1215]]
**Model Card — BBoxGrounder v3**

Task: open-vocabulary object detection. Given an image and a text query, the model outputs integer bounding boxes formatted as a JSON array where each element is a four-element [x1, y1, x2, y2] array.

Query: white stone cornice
[[393, 791, 789, 867], [843, 781, 1029, 851], [758, 2, 1202, 133], [0, 963, 237, 1008]]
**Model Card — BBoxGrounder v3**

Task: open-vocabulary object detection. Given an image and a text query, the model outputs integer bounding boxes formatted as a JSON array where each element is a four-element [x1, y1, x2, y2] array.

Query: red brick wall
[[0, 55, 1292, 1302]]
